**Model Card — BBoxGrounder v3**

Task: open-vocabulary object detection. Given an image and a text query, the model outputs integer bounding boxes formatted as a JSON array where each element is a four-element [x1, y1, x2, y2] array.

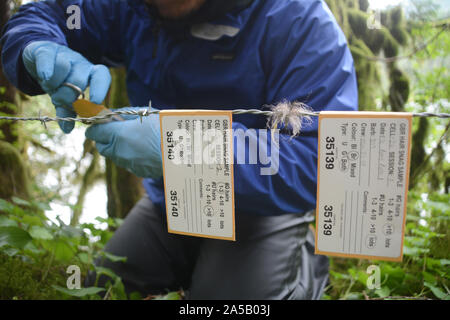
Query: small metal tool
[[62, 82, 124, 124]]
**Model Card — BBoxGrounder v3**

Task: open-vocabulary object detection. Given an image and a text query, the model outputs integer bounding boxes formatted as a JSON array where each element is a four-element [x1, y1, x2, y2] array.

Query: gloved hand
[[85, 107, 163, 178], [22, 41, 111, 133]]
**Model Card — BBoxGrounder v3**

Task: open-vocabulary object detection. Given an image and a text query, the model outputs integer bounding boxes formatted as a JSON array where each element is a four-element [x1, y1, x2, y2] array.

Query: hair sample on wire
[[266, 100, 314, 140]]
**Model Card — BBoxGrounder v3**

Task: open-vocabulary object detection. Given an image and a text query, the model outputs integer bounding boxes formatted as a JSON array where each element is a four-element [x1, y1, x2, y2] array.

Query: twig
[[362, 290, 370, 300], [361, 25, 448, 63], [29, 137, 54, 154], [103, 285, 113, 300], [41, 245, 56, 283]]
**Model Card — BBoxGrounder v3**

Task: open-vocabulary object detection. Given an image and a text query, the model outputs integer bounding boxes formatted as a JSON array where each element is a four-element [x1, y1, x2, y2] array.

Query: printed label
[[315, 112, 412, 261], [160, 110, 235, 241]]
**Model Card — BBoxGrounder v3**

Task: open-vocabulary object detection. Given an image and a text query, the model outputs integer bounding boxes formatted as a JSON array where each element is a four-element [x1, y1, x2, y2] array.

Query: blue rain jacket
[[2, 0, 358, 216]]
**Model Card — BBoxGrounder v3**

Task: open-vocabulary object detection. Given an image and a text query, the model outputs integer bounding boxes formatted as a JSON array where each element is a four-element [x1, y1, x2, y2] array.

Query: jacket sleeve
[[232, 0, 358, 216], [1, 0, 126, 96]]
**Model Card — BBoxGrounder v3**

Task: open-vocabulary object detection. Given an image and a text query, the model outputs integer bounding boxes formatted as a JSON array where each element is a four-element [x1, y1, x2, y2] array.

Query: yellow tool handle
[[62, 83, 124, 123], [73, 99, 124, 123]]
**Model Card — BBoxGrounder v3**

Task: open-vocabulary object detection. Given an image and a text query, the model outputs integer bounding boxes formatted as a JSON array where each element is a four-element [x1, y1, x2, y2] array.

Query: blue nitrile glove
[[22, 41, 111, 133], [85, 107, 162, 178]]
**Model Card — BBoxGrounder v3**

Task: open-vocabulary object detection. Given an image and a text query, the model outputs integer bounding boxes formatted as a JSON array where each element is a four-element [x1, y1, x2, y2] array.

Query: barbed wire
[[0, 108, 448, 125], [0, 108, 448, 128], [3, 84, 447, 126]]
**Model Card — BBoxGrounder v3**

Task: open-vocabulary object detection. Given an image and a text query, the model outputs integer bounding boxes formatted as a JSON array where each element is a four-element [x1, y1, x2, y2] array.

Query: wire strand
[[0, 109, 448, 124]]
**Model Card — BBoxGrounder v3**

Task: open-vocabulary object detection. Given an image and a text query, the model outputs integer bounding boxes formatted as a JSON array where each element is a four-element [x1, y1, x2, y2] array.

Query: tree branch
[[361, 25, 448, 63]]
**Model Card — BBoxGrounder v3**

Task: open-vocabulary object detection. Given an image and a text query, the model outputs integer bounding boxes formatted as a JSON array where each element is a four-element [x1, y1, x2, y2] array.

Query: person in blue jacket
[[2, 0, 358, 299]]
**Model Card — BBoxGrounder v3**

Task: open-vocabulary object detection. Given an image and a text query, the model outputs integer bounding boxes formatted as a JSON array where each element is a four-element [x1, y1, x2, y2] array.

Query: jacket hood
[[127, 0, 254, 29]]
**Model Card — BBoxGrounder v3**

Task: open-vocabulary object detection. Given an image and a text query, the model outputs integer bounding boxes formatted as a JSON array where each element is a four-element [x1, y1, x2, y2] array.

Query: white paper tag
[[315, 112, 412, 261], [159, 110, 235, 241]]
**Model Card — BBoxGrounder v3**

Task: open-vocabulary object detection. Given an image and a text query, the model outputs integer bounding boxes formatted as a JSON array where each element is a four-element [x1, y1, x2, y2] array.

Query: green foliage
[[51, 285, 105, 298], [406, 6, 450, 193], [152, 291, 184, 300], [347, 9, 400, 57], [324, 192, 450, 300], [0, 226, 32, 249], [0, 198, 135, 300]]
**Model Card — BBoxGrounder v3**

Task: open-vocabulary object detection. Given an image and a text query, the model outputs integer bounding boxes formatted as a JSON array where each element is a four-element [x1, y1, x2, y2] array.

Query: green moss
[[359, 0, 369, 12], [389, 6, 404, 27], [347, 9, 401, 57], [383, 6, 408, 46], [389, 67, 410, 111], [409, 117, 428, 189], [104, 68, 143, 219], [429, 145, 445, 191], [383, 32, 400, 57], [348, 9, 368, 39], [0, 141, 30, 200], [380, 11, 388, 27], [0, 253, 67, 300], [108, 68, 129, 109], [390, 27, 409, 46], [325, 0, 351, 36], [326, 0, 411, 113], [344, 0, 359, 9], [350, 39, 381, 109], [366, 28, 390, 54]]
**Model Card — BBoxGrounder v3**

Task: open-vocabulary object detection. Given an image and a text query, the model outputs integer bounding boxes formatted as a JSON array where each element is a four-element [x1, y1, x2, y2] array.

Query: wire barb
[[38, 110, 48, 130]]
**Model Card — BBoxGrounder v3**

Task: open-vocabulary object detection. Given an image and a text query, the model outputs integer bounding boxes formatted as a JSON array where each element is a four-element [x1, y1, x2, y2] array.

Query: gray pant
[[87, 196, 329, 300]]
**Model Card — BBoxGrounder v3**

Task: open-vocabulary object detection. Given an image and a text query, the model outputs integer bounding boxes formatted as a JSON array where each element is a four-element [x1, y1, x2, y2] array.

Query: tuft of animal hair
[[267, 100, 314, 138]]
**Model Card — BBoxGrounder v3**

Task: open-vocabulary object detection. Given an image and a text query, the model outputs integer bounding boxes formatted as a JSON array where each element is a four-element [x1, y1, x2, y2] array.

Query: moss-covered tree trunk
[[0, 0, 19, 144], [0, 0, 30, 200], [325, 0, 410, 111], [70, 139, 102, 226], [104, 68, 144, 219]]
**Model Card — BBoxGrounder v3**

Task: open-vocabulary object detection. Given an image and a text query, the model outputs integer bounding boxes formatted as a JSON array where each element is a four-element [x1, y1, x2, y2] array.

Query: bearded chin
[[144, 0, 253, 30], [146, 0, 205, 19]]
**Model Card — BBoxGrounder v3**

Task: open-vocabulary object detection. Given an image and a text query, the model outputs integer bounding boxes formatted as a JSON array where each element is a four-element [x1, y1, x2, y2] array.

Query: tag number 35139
[[325, 136, 335, 170], [323, 205, 333, 236]]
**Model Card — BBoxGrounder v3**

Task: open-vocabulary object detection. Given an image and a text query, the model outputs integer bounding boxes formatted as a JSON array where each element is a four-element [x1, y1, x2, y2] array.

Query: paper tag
[[159, 110, 235, 241], [315, 112, 412, 261]]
